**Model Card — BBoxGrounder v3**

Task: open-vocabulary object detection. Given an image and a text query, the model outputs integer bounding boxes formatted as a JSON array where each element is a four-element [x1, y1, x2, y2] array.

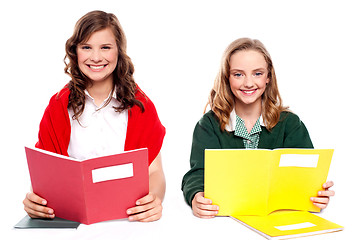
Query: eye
[[80, 45, 91, 50], [233, 73, 243, 77], [254, 72, 263, 77], [102, 46, 111, 50]]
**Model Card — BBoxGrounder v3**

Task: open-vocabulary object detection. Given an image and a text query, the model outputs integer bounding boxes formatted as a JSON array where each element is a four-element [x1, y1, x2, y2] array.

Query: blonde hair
[[208, 38, 288, 131]]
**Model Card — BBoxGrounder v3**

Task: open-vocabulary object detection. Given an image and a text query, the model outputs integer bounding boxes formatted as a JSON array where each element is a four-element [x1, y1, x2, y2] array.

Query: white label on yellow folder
[[279, 154, 319, 168], [92, 163, 134, 183], [275, 222, 316, 231]]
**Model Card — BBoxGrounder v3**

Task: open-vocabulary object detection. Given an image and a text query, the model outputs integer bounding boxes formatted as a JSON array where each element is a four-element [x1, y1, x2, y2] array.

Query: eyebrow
[[78, 43, 115, 46], [102, 43, 115, 46], [230, 67, 267, 72]]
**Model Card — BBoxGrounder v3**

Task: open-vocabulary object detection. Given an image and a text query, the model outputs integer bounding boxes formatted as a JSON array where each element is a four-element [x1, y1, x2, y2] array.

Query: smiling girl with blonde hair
[[182, 38, 334, 218]]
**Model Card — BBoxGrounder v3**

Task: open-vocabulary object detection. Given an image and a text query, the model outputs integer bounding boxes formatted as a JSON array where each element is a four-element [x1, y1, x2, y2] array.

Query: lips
[[241, 89, 257, 95], [88, 64, 107, 70]]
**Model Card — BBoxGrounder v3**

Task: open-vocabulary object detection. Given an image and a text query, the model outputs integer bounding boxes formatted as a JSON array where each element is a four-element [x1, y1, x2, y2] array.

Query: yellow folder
[[204, 149, 333, 216], [232, 210, 343, 240]]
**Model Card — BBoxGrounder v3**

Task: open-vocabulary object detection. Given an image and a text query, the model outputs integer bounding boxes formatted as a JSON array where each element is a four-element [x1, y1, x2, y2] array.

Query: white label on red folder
[[274, 222, 316, 231], [92, 163, 134, 183], [279, 154, 319, 168]]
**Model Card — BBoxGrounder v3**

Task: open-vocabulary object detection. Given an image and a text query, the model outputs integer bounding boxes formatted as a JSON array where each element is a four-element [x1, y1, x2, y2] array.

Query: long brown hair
[[64, 10, 144, 120], [208, 38, 288, 131]]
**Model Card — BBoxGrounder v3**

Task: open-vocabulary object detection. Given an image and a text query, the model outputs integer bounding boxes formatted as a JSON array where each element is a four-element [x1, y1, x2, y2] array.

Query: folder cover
[[25, 147, 149, 225]]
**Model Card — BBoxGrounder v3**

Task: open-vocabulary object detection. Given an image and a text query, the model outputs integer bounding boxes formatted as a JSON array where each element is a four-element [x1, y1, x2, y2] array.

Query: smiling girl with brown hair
[[23, 10, 166, 222]]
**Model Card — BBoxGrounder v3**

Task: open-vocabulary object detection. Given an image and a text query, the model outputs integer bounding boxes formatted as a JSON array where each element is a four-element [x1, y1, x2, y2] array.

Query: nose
[[243, 75, 254, 88], [90, 49, 102, 62]]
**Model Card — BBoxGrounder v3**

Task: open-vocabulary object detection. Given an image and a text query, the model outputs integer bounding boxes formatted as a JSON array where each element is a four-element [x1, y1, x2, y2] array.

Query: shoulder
[[275, 111, 313, 148], [134, 85, 147, 102], [129, 84, 161, 123], [277, 111, 309, 134], [45, 86, 70, 111], [49, 86, 70, 103], [198, 110, 219, 128], [280, 111, 300, 122], [194, 110, 224, 137], [279, 111, 303, 126], [133, 85, 156, 112]]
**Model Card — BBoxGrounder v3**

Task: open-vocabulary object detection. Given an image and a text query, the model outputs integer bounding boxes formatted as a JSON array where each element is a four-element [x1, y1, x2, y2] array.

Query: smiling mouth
[[241, 89, 257, 95], [88, 65, 107, 70]]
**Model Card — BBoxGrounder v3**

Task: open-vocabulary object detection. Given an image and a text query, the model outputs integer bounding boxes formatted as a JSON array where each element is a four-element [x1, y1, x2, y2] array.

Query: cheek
[[76, 48, 86, 61], [257, 79, 269, 96], [76, 53, 90, 76], [107, 50, 118, 63], [228, 78, 240, 97], [258, 77, 269, 89], [108, 55, 118, 73], [229, 77, 238, 91]]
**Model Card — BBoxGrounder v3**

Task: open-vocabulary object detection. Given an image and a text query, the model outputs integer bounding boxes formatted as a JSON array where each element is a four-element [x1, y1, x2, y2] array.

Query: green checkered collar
[[225, 109, 265, 132], [235, 115, 262, 139]]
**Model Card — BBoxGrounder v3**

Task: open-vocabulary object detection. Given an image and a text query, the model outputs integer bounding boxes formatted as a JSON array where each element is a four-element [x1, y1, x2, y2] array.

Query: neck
[[86, 80, 113, 106], [234, 99, 262, 132]]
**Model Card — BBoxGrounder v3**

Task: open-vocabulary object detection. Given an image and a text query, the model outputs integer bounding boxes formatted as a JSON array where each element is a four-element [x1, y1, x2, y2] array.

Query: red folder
[[25, 147, 149, 225]]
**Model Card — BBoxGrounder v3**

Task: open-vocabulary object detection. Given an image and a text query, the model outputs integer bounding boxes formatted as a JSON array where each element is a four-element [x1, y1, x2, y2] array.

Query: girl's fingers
[[26, 192, 47, 206], [311, 196, 329, 209], [127, 193, 163, 222], [192, 192, 219, 218], [24, 203, 55, 219], [129, 204, 162, 222], [195, 195, 212, 205], [193, 206, 218, 218], [311, 197, 329, 204], [312, 202, 328, 209], [309, 181, 335, 210], [196, 203, 219, 211], [135, 193, 156, 206], [127, 194, 160, 215], [323, 181, 334, 189], [23, 192, 54, 218], [318, 190, 335, 197]]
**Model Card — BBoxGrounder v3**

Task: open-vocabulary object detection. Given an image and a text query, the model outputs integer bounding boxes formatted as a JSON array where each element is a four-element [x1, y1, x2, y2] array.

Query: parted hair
[[64, 10, 144, 120], [208, 38, 288, 131]]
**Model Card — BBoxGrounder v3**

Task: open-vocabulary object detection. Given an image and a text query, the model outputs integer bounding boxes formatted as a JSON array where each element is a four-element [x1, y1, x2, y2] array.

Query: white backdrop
[[1, 0, 360, 239]]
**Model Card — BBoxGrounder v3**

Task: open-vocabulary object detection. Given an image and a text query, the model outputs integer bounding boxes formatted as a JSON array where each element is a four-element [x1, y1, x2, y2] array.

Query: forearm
[[148, 152, 166, 201], [149, 167, 166, 202], [182, 169, 204, 206]]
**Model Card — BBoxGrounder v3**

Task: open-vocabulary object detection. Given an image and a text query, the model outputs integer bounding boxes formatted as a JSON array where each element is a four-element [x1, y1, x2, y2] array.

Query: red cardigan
[[35, 86, 165, 165]]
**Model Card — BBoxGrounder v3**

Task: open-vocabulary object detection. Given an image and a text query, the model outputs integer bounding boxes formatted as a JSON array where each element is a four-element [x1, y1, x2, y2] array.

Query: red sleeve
[[124, 87, 166, 165], [35, 88, 71, 156]]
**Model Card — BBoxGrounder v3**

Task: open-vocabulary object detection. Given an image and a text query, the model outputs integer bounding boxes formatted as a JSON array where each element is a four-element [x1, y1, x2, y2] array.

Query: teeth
[[242, 90, 256, 94], [89, 65, 105, 70]]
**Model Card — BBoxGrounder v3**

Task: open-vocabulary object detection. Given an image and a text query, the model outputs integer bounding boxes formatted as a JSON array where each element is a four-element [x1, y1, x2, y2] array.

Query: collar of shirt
[[84, 89, 117, 110], [235, 115, 262, 139], [225, 108, 265, 132]]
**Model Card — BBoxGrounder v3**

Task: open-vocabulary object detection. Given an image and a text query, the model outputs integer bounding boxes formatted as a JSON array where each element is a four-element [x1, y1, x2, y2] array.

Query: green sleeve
[[283, 112, 314, 148], [181, 113, 222, 206]]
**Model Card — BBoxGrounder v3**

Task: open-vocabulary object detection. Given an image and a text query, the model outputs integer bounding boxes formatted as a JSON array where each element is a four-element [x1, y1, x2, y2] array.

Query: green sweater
[[181, 111, 313, 206]]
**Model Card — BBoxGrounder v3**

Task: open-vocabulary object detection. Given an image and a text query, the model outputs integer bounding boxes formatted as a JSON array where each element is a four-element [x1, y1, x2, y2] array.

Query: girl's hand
[[191, 192, 219, 218], [23, 192, 55, 219], [126, 192, 162, 222], [311, 181, 335, 209]]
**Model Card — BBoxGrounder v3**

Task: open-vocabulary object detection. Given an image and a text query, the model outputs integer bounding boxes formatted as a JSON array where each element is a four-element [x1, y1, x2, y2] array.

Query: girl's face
[[77, 28, 118, 85], [229, 50, 269, 108]]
